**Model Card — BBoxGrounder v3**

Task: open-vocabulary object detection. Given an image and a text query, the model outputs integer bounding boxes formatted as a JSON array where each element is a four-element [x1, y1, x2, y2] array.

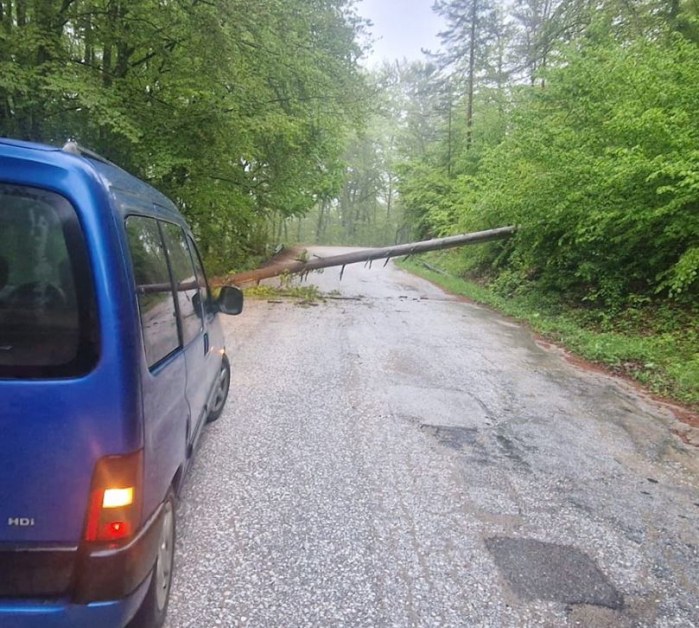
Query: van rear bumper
[[0, 500, 164, 606], [0, 574, 150, 628]]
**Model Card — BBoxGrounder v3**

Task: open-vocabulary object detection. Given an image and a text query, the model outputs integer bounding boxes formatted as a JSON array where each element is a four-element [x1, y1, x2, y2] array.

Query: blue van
[[0, 138, 243, 627]]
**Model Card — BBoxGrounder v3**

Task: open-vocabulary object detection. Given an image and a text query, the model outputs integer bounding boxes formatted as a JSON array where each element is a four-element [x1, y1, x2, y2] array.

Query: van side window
[[126, 217, 179, 368], [161, 223, 203, 345], [186, 236, 212, 312]]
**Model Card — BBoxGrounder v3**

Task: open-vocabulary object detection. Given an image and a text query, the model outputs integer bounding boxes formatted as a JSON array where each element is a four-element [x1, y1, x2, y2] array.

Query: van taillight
[[84, 450, 143, 543]]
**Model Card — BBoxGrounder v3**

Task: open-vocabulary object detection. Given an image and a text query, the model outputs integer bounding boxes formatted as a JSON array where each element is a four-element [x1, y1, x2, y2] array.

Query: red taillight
[[84, 450, 143, 543]]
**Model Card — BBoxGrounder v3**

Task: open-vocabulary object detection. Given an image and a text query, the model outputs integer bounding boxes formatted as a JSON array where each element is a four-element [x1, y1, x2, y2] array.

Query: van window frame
[[160, 222, 203, 347], [185, 235, 214, 317], [125, 213, 214, 371], [125, 214, 183, 371], [0, 183, 100, 379]]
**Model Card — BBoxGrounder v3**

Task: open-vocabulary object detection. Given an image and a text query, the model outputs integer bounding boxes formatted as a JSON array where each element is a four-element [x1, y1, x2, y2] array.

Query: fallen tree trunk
[[224, 226, 516, 285]]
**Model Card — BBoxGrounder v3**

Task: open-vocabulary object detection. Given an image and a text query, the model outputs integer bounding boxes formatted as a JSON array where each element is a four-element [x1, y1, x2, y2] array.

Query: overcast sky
[[357, 0, 445, 67]]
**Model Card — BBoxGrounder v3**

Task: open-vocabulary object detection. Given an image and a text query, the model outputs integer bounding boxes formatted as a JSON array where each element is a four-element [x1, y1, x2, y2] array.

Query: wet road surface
[[166, 248, 699, 627]]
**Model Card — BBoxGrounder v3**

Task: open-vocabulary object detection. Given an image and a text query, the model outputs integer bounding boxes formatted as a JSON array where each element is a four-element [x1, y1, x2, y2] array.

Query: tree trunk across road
[[167, 248, 699, 627], [221, 227, 516, 285]]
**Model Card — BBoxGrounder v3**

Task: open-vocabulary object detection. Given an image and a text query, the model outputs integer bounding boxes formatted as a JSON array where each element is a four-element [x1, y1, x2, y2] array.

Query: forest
[[1, 0, 697, 401]]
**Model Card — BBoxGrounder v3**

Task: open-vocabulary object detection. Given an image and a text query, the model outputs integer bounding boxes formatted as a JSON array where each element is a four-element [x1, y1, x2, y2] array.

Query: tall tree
[[511, 0, 560, 85], [433, 0, 499, 150]]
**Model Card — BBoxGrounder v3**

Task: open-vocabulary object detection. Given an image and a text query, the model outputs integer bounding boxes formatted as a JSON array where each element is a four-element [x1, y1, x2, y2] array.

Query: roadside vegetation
[[243, 279, 325, 305]]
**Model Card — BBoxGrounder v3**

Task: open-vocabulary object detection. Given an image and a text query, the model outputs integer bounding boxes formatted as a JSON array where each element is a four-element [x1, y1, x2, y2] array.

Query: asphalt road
[[166, 248, 699, 627]]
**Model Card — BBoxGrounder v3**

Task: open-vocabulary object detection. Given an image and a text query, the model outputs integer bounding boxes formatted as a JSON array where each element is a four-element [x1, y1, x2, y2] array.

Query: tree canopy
[[0, 0, 370, 271]]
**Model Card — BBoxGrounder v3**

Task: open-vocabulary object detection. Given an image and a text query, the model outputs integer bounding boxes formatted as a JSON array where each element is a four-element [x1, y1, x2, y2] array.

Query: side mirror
[[217, 285, 244, 315]]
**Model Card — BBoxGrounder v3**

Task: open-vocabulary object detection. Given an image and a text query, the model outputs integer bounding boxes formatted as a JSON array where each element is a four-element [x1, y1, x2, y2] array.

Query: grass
[[399, 255, 699, 410]]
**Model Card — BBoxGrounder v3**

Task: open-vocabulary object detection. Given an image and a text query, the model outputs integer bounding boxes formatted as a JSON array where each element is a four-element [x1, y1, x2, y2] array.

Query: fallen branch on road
[[221, 226, 517, 285]]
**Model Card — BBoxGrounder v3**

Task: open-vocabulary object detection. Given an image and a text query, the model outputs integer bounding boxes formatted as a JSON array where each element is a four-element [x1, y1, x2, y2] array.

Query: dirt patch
[[672, 428, 699, 447]]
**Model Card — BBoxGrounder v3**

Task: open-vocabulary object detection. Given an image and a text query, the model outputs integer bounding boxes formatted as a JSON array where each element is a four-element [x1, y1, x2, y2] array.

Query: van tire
[[129, 492, 176, 628], [206, 355, 230, 423]]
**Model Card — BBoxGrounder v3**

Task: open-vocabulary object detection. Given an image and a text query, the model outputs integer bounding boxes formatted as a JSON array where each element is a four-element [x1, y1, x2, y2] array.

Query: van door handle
[[204, 332, 209, 354]]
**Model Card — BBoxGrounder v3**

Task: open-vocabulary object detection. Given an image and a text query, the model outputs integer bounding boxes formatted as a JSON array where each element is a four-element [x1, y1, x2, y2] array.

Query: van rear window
[[0, 184, 99, 378]]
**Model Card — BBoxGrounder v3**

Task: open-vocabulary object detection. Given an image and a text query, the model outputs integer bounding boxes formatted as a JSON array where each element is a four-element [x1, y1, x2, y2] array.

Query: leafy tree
[[385, 0, 698, 309], [510, 0, 561, 85], [0, 0, 370, 272], [468, 33, 699, 305]]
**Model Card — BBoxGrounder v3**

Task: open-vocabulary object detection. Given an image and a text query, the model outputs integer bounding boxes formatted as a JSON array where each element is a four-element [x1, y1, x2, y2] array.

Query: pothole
[[420, 425, 479, 450], [485, 536, 624, 609]]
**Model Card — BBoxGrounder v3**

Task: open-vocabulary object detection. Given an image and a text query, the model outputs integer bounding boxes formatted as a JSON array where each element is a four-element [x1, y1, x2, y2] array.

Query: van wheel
[[206, 355, 230, 423], [129, 493, 176, 628]]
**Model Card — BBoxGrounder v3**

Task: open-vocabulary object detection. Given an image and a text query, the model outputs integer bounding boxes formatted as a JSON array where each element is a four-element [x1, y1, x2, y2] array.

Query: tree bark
[[466, 0, 477, 150]]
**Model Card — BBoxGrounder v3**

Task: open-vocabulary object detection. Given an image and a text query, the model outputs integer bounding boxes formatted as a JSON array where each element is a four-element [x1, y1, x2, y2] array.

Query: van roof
[[0, 137, 181, 221]]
